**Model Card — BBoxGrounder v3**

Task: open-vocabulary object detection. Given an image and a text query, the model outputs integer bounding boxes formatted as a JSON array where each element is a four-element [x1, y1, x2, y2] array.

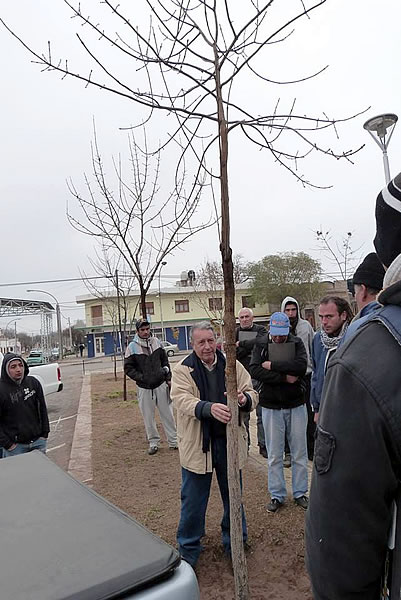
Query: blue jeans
[[262, 405, 308, 502], [2, 437, 47, 458], [177, 438, 247, 567]]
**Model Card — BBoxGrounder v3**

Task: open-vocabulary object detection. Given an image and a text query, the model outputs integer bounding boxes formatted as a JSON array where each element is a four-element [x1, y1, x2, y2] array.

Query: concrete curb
[[68, 374, 93, 485]]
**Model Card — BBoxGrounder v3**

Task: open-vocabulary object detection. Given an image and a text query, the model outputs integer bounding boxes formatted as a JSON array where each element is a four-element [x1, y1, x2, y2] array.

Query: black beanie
[[352, 252, 385, 291], [136, 319, 150, 330], [374, 172, 401, 268]]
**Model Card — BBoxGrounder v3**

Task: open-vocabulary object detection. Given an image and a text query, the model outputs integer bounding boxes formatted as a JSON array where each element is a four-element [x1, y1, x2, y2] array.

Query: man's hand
[[211, 403, 232, 423], [285, 375, 298, 384], [7, 443, 17, 451], [314, 411, 319, 424], [225, 391, 248, 407], [262, 361, 271, 370], [237, 391, 248, 407], [235, 341, 240, 348]]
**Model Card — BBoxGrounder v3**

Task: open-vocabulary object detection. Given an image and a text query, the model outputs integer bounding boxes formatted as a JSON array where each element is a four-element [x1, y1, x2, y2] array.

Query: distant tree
[[192, 256, 250, 328], [315, 229, 361, 281], [249, 252, 325, 308]]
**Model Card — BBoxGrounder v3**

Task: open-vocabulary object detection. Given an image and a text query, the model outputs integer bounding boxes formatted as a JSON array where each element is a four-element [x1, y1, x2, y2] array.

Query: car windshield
[[29, 352, 41, 357]]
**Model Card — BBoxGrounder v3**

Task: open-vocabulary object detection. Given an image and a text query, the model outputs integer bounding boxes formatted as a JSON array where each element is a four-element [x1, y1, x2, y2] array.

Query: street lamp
[[26, 289, 63, 360], [158, 261, 167, 341], [363, 113, 398, 184], [4, 318, 21, 353]]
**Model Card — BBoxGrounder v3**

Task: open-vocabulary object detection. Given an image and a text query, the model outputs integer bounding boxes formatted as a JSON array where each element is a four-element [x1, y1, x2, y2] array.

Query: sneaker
[[294, 495, 309, 510], [148, 446, 158, 456], [283, 453, 291, 468], [267, 498, 283, 513], [259, 446, 268, 459], [169, 445, 178, 450]]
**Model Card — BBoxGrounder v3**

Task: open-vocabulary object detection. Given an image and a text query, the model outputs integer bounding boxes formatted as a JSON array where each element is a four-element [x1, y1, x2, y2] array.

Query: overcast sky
[[1, 0, 400, 336]]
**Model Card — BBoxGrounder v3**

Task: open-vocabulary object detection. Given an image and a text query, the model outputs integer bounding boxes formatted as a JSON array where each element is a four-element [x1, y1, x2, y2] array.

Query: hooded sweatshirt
[[280, 296, 314, 374], [0, 353, 50, 450]]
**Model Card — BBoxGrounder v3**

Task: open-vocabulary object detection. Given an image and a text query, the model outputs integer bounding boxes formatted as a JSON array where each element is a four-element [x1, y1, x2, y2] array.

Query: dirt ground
[[91, 373, 312, 600]]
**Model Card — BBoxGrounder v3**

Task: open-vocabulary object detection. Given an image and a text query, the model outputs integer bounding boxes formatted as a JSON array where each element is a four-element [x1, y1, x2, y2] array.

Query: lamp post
[[158, 261, 167, 341], [363, 113, 398, 184], [26, 289, 63, 360], [4, 318, 21, 353]]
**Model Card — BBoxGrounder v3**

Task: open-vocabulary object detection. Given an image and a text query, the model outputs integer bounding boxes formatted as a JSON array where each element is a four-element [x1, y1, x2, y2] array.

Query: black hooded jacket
[[249, 333, 307, 409], [0, 353, 50, 450], [305, 280, 401, 599]]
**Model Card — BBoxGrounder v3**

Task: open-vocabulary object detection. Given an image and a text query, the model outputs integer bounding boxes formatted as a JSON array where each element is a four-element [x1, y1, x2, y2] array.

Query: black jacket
[[249, 333, 307, 409], [124, 337, 171, 390], [305, 281, 401, 599], [0, 353, 50, 450], [236, 323, 266, 372]]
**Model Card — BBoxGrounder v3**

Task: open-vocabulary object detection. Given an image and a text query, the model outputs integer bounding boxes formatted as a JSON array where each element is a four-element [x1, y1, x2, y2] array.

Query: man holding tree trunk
[[171, 322, 258, 568]]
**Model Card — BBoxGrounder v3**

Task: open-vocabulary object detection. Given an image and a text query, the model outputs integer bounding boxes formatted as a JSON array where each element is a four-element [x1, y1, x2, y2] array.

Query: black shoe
[[148, 446, 158, 455], [267, 498, 283, 513], [259, 446, 268, 459], [283, 453, 291, 468], [294, 495, 308, 510]]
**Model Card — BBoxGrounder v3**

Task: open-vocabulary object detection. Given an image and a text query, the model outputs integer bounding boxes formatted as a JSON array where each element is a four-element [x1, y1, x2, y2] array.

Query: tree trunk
[[215, 47, 249, 600], [139, 285, 147, 320]]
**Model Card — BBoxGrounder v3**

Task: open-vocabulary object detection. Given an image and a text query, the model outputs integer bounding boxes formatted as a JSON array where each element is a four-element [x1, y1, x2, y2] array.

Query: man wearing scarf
[[171, 322, 258, 568], [310, 296, 353, 422], [125, 319, 177, 455]]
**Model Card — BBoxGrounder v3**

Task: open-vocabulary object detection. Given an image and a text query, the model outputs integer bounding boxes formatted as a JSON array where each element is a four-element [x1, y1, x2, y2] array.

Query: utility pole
[[68, 318, 73, 349]]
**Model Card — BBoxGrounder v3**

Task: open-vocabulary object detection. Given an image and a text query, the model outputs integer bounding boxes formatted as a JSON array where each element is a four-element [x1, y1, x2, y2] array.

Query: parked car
[[1, 452, 200, 600], [26, 350, 48, 366], [161, 341, 179, 357], [51, 347, 60, 360]]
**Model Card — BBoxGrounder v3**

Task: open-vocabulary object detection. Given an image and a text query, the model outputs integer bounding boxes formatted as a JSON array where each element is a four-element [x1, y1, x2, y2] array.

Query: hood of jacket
[[281, 296, 299, 314], [1, 352, 29, 384], [378, 279, 401, 307]]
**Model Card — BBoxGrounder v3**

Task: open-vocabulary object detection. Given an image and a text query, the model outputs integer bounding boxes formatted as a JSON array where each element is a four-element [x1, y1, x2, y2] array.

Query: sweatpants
[[137, 383, 177, 448]]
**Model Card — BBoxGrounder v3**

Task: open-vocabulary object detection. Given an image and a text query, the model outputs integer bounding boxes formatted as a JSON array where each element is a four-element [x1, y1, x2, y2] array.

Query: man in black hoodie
[[0, 353, 49, 457]]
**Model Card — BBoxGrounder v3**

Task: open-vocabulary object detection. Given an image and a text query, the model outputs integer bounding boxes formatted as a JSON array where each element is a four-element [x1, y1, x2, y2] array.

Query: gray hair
[[190, 321, 216, 342], [238, 307, 253, 318]]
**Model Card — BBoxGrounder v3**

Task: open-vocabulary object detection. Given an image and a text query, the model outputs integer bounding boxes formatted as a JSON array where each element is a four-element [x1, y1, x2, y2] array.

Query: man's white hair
[[238, 307, 254, 317], [190, 321, 216, 342]]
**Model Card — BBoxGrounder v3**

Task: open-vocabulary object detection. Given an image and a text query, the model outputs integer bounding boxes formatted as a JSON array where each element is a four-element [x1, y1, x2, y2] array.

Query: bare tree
[[2, 3, 367, 596], [81, 245, 138, 383], [191, 256, 250, 329], [67, 127, 212, 320]]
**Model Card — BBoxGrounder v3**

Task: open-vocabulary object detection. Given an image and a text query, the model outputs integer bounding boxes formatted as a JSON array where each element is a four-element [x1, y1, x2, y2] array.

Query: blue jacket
[[310, 332, 328, 412], [340, 301, 381, 345]]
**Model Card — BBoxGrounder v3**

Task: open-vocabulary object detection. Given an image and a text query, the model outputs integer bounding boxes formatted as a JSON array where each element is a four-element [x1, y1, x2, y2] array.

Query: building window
[[208, 297, 223, 311], [242, 296, 255, 309], [91, 305, 103, 326], [175, 299, 189, 313], [145, 302, 154, 315]]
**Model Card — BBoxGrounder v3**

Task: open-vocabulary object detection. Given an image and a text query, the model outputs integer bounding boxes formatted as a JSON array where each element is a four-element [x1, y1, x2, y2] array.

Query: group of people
[[123, 271, 378, 568], [124, 189, 401, 595], [1, 175, 401, 596]]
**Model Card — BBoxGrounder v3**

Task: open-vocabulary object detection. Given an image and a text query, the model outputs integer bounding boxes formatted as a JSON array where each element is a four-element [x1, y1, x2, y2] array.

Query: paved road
[[46, 358, 116, 470]]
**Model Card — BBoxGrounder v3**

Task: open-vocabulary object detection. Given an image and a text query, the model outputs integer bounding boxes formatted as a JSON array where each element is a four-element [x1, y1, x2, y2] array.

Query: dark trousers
[[177, 438, 247, 567]]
